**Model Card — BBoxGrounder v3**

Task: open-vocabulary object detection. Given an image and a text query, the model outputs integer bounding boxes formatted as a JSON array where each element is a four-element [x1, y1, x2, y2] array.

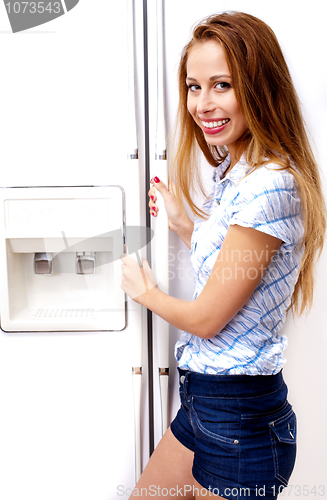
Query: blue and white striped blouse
[[175, 155, 304, 375]]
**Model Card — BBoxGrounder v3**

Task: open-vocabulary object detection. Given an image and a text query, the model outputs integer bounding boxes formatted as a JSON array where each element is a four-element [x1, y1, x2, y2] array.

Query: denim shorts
[[170, 368, 296, 499]]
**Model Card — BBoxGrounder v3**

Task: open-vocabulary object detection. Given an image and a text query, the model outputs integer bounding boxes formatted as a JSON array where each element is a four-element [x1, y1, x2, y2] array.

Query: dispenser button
[[34, 253, 53, 275], [76, 252, 96, 275]]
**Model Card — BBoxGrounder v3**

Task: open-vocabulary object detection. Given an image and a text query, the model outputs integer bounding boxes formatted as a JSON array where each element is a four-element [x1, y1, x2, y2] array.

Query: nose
[[197, 89, 216, 114]]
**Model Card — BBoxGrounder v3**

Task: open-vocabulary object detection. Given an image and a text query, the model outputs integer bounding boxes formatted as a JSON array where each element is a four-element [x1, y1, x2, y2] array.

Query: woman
[[121, 11, 326, 499]]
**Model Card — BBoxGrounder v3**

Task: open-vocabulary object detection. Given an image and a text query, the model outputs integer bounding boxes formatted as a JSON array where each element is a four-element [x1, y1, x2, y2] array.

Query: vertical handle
[[154, 0, 169, 436], [127, 0, 142, 482], [155, 0, 167, 161], [127, 0, 138, 159], [130, 305, 143, 482], [132, 367, 142, 481]]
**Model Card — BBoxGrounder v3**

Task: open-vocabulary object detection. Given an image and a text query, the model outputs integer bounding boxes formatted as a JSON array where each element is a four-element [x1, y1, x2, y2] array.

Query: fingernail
[[152, 207, 157, 211], [151, 212, 155, 217], [153, 176, 160, 183], [151, 196, 154, 200]]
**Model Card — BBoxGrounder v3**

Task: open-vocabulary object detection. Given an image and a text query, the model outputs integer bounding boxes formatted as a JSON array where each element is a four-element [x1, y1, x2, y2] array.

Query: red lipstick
[[202, 119, 230, 135]]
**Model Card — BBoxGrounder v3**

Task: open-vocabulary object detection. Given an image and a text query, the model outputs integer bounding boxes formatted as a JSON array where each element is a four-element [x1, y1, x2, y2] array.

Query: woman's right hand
[[148, 176, 194, 248]]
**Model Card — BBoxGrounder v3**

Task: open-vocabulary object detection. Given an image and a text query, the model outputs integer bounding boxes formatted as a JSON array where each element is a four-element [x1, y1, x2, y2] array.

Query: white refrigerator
[[0, 1, 326, 499]]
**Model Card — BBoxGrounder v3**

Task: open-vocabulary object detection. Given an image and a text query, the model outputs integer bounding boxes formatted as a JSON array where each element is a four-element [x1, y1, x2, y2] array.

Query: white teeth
[[202, 119, 229, 128]]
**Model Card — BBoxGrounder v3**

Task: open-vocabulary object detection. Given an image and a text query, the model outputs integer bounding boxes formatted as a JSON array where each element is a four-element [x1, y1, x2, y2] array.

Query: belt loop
[[184, 371, 192, 402], [179, 370, 188, 393]]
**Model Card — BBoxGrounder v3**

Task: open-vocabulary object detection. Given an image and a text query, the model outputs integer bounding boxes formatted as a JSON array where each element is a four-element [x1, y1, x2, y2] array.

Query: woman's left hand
[[121, 255, 157, 302]]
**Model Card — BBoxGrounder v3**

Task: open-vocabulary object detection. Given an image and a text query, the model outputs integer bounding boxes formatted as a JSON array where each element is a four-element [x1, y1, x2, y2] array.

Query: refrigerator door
[[150, 0, 170, 440], [0, 1, 147, 498]]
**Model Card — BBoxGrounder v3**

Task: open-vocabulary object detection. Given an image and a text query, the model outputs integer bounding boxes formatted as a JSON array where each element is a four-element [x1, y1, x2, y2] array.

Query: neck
[[228, 142, 247, 169]]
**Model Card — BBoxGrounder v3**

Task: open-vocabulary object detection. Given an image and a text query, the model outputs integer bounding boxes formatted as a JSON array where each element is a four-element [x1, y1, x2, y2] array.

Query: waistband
[[178, 368, 285, 399]]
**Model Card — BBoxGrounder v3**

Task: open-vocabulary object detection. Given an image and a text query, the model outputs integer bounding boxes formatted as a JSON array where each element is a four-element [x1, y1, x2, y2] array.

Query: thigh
[[129, 427, 195, 499]]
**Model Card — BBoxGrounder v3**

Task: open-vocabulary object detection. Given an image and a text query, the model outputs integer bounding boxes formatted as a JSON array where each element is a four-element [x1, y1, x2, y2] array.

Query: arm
[[121, 224, 282, 339], [149, 177, 194, 249]]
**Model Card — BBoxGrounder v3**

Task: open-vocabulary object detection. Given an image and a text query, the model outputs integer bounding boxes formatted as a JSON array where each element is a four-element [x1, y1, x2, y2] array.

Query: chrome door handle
[[155, 0, 166, 161], [127, 0, 138, 159]]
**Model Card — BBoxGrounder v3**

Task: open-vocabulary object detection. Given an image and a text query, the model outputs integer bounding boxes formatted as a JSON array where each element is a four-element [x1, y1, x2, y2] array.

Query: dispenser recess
[[0, 186, 125, 333]]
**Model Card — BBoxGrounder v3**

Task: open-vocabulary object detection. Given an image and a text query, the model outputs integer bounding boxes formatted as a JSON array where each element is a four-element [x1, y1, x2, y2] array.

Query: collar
[[214, 154, 231, 180], [213, 154, 253, 184]]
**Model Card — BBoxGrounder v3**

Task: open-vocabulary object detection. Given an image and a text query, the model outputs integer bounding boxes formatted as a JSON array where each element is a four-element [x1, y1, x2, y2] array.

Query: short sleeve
[[229, 167, 304, 247]]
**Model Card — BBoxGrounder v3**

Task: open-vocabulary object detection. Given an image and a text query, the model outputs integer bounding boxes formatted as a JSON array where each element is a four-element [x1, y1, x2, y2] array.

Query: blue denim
[[170, 369, 296, 499]]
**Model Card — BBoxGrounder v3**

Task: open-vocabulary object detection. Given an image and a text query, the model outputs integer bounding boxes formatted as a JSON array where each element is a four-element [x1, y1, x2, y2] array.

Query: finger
[[120, 254, 135, 265], [139, 266, 149, 291], [148, 185, 157, 201], [140, 258, 152, 291], [150, 208, 157, 217], [148, 185, 158, 216], [148, 198, 158, 209], [141, 258, 151, 270], [150, 176, 170, 200]]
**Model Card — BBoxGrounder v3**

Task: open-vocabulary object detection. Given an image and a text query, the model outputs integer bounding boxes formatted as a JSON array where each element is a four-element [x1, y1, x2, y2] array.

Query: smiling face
[[186, 40, 247, 165]]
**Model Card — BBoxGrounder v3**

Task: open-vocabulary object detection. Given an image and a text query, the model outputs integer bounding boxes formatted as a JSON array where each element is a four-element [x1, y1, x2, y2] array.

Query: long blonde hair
[[172, 11, 326, 314]]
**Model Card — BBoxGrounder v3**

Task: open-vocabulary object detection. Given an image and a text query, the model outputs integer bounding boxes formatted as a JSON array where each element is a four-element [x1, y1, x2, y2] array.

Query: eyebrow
[[186, 74, 231, 82]]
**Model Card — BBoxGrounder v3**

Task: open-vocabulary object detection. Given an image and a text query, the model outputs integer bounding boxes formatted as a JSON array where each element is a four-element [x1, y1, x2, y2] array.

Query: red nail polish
[[151, 212, 155, 216], [152, 207, 157, 211], [151, 196, 154, 200], [153, 176, 160, 183]]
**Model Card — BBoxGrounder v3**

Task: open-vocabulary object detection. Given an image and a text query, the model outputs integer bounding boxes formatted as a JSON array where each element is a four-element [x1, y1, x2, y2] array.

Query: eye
[[187, 84, 200, 92], [215, 82, 231, 90]]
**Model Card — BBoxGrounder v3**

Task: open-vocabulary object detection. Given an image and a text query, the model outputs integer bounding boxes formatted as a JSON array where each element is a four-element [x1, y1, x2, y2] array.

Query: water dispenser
[[0, 185, 126, 332]]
